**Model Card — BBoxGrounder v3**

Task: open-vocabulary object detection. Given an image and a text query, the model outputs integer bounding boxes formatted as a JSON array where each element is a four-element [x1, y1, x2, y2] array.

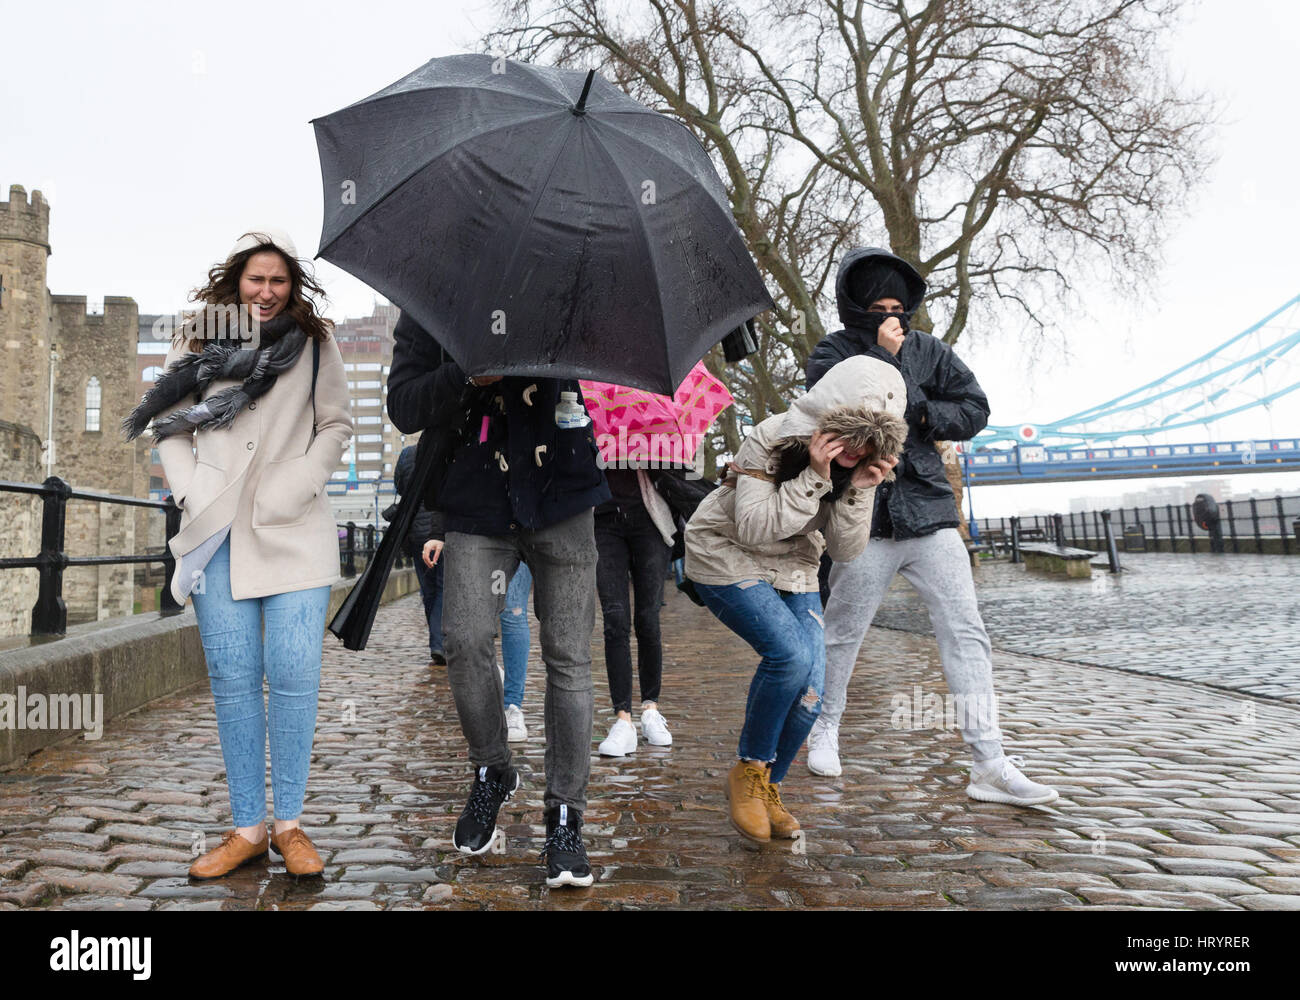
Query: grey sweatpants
[[443, 510, 597, 813], [822, 527, 1003, 761]]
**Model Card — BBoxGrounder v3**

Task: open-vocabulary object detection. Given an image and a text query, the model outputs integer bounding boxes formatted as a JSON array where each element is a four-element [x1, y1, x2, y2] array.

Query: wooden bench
[[981, 528, 1008, 555], [1018, 542, 1098, 578]]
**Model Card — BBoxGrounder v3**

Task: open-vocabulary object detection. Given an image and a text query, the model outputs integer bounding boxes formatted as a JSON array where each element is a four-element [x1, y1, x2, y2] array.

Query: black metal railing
[[0, 476, 182, 637], [0, 476, 412, 639], [336, 521, 407, 578], [975, 492, 1300, 557]]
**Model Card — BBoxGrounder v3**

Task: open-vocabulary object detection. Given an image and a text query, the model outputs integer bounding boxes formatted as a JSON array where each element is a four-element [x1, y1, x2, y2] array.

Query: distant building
[[330, 302, 410, 494]]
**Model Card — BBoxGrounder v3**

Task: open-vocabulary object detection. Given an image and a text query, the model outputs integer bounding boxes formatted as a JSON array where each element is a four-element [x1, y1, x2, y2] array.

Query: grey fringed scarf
[[123, 314, 307, 441]]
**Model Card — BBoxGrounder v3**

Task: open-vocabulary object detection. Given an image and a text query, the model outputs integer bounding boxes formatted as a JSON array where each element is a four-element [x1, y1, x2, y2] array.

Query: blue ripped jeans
[[190, 536, 331, 827], [694, 580, 825, 783], [501, 562, 532, 708]]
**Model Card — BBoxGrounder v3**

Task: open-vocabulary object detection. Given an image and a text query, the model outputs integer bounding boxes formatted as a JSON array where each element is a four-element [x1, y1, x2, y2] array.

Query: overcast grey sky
[[4, 0, 1298, 513]]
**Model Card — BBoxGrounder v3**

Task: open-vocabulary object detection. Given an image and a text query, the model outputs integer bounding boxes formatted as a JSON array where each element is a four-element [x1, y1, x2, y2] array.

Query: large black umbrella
[[312, 54, 772, 394]]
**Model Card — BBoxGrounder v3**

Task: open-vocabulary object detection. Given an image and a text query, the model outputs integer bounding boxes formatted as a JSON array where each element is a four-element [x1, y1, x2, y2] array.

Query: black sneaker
[[453, 763, 520, 855], [541, 804, 594, 888]]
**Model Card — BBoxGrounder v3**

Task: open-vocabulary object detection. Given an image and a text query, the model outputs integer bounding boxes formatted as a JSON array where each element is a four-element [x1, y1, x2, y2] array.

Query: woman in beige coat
[[124, 229, 352, 878], [685, 355, 907, 843]]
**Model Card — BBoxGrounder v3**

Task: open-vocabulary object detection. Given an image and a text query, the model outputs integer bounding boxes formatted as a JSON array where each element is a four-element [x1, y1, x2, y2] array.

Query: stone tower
[[0, 184, 52, 434], [0, 186, 50, 636]]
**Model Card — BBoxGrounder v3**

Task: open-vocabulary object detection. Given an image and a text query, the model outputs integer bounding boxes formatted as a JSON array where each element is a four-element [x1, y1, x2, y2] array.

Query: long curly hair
[[177, 239, 332, 352]]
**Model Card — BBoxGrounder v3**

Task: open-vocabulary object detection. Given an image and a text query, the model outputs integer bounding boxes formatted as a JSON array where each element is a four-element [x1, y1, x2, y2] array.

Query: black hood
[[834, 247, 927, 330]]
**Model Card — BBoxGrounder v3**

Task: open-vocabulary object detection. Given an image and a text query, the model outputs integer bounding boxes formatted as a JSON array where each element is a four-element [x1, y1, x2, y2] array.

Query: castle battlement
[[1, 184, 51, 249], [50, 294, 138, 323]]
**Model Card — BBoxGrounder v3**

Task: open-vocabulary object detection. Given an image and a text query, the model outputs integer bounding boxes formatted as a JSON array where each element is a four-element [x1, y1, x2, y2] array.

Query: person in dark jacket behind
[[394, 443, 446, 667], [593, 467, 676, 757], [804, 248, 1058, 807], [387, 311, 610, 888]]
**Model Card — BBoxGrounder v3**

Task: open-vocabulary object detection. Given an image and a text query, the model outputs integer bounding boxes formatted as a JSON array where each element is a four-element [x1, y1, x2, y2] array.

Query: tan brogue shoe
[[726, 760, 772, 843], [270, 827, 325, 878], [764, 769, 800, 839], [189, 829, 268, 880]]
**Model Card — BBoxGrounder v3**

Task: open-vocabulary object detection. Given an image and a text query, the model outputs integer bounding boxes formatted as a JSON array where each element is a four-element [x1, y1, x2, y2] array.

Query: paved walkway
[[876, 552, 1300, 702], [2, 583, 1299, 910]]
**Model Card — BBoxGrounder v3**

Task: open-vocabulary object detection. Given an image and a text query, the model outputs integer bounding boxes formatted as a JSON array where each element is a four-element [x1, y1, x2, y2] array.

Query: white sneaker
[[967, 755, 1059, 806], [598, 717, 637, 757], [806, 716, 841, 777], [505, 704, 527, 743], [640, 707, 672, 746]]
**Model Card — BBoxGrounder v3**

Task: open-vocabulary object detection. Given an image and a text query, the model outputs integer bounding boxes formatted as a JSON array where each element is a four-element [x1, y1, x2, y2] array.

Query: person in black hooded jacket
[[806, 247, 989, 539], [803, 248, 1059, 808]]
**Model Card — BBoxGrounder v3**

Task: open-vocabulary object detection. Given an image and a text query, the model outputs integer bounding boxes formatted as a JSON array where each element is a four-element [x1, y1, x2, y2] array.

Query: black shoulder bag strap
[[309, 338, 320, 446]]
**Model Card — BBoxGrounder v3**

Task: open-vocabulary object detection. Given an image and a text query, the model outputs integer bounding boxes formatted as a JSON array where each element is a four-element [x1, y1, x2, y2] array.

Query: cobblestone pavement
[[2, 585, 1299, 910], [875, 552, 1300, 702]]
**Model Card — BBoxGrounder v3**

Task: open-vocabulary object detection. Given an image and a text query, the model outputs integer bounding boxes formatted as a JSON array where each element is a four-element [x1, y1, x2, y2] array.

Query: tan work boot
[[726, 760, 772, 843], [189, 829, 268, 880], [764, 768, 800, 839], [270, 827, 325, 878]]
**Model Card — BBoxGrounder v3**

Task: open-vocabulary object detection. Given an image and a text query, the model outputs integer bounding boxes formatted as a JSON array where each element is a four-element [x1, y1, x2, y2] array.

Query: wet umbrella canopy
[[313, 54, 773, 394]]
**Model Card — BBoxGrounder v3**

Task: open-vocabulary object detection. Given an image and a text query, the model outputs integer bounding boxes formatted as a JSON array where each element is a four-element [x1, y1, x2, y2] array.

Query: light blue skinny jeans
[[501, 562, 532, 708], [190, 536, 331, 827]]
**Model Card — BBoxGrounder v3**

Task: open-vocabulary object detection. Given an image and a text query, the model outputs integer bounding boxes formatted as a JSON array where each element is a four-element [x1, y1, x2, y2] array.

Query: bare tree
[[484, 0, 1214, 461]]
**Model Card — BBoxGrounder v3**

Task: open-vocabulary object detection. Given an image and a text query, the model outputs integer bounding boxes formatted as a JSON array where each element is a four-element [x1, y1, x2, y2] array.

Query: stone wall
[[0, 421, 42, 637], [49, 296, 149, 624]]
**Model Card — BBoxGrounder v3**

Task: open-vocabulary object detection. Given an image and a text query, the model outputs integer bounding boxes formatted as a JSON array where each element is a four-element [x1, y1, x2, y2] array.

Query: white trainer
[[806, 716, 842, 777], [967, 755, 1059, 806], [505, 703, 527, 743], [598, 717, 637, 757], [640, 707, 673, 746]]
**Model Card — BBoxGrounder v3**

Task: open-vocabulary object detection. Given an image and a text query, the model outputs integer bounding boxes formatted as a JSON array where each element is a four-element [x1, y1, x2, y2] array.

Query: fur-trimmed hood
[[770, 403, 909, 484]]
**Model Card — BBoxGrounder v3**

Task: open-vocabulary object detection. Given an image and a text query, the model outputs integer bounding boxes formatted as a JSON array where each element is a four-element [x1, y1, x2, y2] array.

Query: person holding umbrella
[[387, 311, 609, 888], [317, 54, 772, 883], [685, 356, 906, 842], [124, 228, 352, 879]]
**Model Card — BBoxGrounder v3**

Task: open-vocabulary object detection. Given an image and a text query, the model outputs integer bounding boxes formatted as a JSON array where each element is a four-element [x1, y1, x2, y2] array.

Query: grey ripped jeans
[[443, 510, 596, 813], [822, 527, 1004, 762]]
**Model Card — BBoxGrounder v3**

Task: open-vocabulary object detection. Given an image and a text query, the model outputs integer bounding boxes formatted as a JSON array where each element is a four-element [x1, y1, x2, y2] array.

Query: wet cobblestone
[[875, 551, 1300, 701], [1, 581, 1298, 910]]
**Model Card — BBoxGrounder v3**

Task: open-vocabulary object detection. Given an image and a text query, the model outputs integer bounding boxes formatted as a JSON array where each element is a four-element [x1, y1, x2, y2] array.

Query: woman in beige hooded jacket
[[685, 355, 906, 843], [126, 229, 351, 879]]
